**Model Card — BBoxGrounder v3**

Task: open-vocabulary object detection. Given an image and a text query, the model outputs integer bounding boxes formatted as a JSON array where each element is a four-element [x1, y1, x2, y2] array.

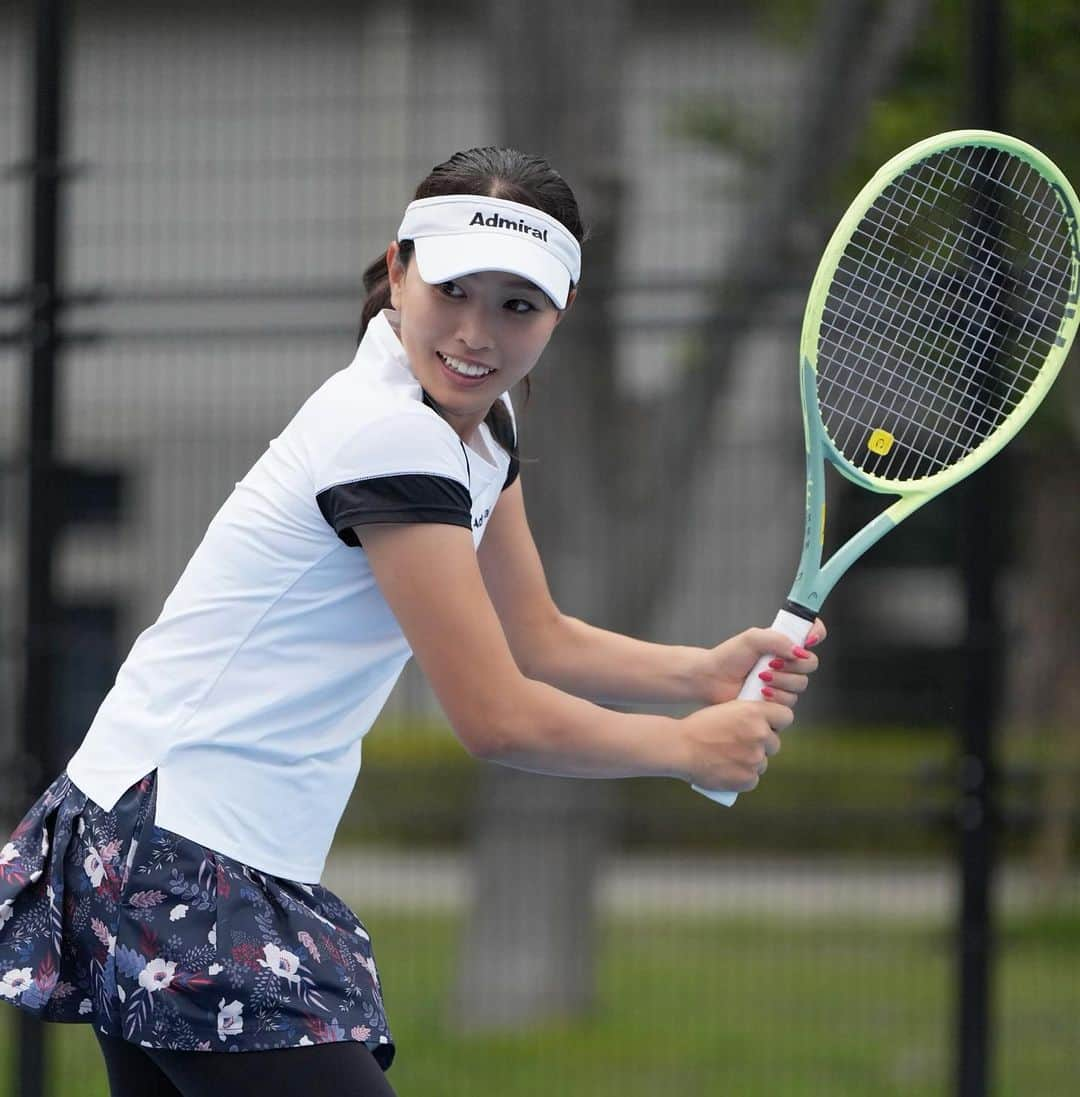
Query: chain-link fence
[[1, 1, 1077, 1094]]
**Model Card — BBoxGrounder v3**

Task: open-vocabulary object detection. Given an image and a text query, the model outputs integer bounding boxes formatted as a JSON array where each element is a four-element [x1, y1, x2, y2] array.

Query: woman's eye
[[506, 299, 536, 314], [439, 281, 464, 298]]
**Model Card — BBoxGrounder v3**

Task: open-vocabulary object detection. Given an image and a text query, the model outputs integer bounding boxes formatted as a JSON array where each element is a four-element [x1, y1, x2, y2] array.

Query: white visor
[[397, 195, 581, 309]]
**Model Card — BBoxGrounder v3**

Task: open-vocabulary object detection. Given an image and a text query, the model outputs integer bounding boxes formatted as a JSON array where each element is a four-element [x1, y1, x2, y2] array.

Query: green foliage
[[751, 0, 825, 45], [342, 720, 1071, 859], [673, 99, 774, 169]]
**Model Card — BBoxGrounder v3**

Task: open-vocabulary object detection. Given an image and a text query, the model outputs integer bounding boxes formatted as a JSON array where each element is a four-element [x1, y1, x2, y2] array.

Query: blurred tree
[[631, 0, 933, 637], [452, 0, 625, 1030], [453, 0, 938, 1030]]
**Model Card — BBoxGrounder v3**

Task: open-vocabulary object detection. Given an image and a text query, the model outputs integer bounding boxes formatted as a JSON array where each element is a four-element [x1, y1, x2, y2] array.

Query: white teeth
[[439, 352, 494, 378]]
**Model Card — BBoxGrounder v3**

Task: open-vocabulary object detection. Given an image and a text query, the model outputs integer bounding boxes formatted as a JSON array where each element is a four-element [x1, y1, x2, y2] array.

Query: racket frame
[[697, 129, 1079, 807], [788, 128, 1080, 616]]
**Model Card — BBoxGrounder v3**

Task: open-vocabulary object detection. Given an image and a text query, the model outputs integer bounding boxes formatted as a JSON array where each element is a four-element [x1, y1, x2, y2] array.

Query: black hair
[[357, 147, 586, 459]]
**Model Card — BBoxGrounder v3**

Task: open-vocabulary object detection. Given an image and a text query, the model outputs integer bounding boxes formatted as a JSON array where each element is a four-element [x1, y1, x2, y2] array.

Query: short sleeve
[[313, 409, 473, 547]]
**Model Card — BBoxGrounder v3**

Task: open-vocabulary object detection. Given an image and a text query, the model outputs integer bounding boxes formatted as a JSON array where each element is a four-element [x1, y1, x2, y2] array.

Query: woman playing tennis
[[0, 147, 824, 1097]]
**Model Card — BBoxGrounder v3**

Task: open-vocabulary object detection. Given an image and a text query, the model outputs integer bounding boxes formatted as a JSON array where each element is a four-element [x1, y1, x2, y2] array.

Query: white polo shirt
[[67, 310, 516, 883]]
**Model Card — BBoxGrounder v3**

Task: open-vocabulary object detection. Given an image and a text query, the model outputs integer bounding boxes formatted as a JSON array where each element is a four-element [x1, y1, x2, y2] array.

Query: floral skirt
[[0, 771, 393, 1067]]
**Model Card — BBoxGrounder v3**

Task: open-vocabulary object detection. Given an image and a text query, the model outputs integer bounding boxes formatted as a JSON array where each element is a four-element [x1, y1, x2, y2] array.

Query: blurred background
[[1, 0, 1077, 1094]]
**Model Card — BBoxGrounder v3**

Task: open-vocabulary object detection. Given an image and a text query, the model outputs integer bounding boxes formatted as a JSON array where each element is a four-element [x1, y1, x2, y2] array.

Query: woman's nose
[[456, 305, 493, 351]]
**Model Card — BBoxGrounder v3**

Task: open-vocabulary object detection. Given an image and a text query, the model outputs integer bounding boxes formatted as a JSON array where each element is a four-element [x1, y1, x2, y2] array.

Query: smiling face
[[386, 242, 572, 442]]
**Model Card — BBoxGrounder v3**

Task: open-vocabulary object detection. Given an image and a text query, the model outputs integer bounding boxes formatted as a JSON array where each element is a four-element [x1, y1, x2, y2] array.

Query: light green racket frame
[[696, 130, 1080, 808], [790, 129, 1080, 614]]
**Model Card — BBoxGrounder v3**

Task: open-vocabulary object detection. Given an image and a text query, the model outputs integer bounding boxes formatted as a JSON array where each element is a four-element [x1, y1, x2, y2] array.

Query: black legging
[[95, 1029, 399, 1097]]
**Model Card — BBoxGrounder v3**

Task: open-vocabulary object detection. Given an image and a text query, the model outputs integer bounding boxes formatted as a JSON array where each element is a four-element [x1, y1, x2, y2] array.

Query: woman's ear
[[554, 286, 577, 324], [386, 242, 404, 310]]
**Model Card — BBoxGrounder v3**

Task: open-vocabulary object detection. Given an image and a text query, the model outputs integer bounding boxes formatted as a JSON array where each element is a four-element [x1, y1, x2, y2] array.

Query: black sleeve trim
[[316, 473, 472, 548], [502, 454, 520, 491]]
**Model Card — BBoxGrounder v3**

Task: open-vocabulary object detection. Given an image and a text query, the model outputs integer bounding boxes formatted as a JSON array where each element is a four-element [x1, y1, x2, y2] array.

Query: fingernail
[[792, 646, 810, 660], [805, 634, 821, 647], [768, 658, 785, 670], [758, 670, 773, 682], [760, 686, 774, 699]]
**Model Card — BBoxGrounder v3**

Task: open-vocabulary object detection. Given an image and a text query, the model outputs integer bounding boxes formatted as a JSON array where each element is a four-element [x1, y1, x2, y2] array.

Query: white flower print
[[78, 998, 93, 1015], [83, 848, 105, 887], [257, 943, 301, 986], [137, 958, 177, 993], [0, 842, 18, 866], [297, 1036, 313, 1046], [208, 923, 217, 947], [0, 900, 13, 929], [207, 963, 223, 976], [169, 904, 188, 921], [0, 968, 34, 1000], [217, 999, 243, 1042], [41, 830, 49, 858]]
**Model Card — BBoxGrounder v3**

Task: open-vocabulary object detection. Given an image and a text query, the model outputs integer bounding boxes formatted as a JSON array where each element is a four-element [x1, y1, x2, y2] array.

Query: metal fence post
[[17, 1, 69, 1094], [956, 3, 1005, 1096]]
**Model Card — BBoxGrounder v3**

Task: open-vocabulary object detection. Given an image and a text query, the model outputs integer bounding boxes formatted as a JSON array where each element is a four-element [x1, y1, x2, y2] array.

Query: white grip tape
[[692, 608, 813, 807]]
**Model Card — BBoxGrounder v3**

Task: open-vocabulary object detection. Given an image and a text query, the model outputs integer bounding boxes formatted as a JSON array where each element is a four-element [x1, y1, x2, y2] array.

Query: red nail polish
[[758, 670, 773, 682], [805, 634, 821, 647], [792, 646, 810, 660], [768, 658, 785, 670], [760, 686, 774, 698]]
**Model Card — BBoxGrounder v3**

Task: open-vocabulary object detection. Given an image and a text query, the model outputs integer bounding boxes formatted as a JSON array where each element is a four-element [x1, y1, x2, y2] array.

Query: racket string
[[820, 255, 1048, 454], [823, 185, 1055, 470], [816, 143, 1075, 481], [852, 169, 1071, 339], [848, 192, 1068, 341], [824, 245, 1037, 441], [819, 250, 1045, 464], [852, 151, 1069, 354], [838, 153, 1067, 394]]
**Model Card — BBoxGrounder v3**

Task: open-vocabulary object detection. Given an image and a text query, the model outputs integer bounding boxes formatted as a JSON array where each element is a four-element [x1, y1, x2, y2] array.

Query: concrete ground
[[323, 849, 1080, 920]]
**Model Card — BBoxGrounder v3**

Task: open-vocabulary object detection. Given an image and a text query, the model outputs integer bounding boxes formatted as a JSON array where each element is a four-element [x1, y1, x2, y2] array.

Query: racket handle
[[692, 607, 814, 807]]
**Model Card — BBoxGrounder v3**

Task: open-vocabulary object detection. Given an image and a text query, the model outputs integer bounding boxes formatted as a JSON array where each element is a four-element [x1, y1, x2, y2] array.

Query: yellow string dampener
[[867, 428, 894, 456]]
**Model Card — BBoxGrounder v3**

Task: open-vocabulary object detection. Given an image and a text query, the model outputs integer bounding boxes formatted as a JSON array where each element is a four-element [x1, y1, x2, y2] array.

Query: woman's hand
[[678, 699, 794, 793], [694, 618, 827, 707]]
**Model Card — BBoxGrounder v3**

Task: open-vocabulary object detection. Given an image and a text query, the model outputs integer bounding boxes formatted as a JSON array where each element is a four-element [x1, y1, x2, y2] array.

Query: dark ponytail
[[357, 147, 587, 459]]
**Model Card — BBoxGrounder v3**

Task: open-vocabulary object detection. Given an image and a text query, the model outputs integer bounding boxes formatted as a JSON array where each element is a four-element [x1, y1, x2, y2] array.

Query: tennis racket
[[696, 129, 1080, 806]]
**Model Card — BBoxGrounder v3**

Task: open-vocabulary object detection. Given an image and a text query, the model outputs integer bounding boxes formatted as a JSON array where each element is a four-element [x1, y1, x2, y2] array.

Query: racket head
[[799, 130, 1080, 497]]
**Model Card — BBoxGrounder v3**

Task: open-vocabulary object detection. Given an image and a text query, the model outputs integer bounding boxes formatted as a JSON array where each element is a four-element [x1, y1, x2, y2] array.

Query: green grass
[[4, 908, 1077, 1097]]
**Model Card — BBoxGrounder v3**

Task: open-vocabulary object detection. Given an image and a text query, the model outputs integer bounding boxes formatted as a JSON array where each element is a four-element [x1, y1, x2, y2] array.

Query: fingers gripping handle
[[692, 608, 813, 807]]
